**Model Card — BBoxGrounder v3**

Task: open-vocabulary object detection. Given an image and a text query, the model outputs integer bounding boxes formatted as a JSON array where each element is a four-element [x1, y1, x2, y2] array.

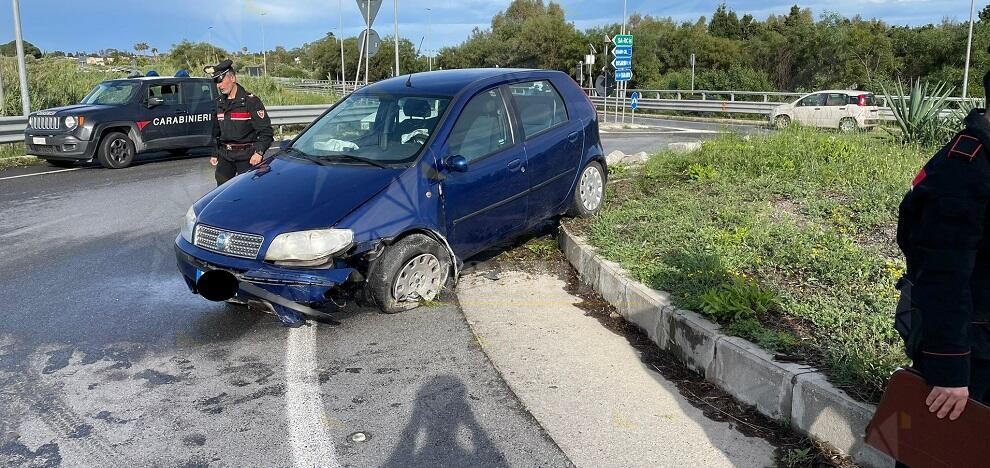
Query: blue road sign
[[612, 57, 631, 69], [615, 69, 633, 82], [630, 91, 641, 101], [630, 97, 638, 110], [612, 46, 632, 58]]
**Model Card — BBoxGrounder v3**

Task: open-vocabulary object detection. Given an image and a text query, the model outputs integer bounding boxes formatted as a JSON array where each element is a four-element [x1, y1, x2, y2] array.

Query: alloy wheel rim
[[579, 166, 603, 211], [393, 253, 443, 303], [109, 138, 130, 163]]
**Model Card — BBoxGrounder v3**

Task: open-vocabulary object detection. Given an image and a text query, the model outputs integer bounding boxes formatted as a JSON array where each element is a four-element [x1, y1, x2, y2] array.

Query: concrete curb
[[559, 227, 893, 467]]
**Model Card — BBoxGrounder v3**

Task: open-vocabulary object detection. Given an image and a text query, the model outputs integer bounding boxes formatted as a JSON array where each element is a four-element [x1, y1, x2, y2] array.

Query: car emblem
[[216, 232, 231, 252]]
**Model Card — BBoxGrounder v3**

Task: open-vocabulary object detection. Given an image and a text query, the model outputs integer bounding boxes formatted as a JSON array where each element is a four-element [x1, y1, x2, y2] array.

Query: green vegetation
[[578, 127, 930, 401], [882, 78, 960, 148]]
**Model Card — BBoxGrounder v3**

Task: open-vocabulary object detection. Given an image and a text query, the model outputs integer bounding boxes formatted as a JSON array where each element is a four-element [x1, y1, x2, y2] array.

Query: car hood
[[33, 104, 116, 116], [195, 156, 406, 237]]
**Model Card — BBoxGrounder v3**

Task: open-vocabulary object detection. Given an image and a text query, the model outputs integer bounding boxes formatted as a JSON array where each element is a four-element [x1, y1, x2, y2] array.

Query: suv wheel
[[839, 117, 857, 134], [567, 161, 606, 218], [97, 132, 135, 169], [366, 234, 451, 314]]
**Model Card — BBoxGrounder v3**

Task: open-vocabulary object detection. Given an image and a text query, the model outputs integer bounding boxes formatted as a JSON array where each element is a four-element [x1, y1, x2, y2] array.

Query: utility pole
[[339, 0, 346, 92], [393, 0, 399, 77], [260, 11, 268, 76], [427, 8, 432, 71], [12, 0, 31, 115], [963, 0, 976, 100], [364, 0, 370, 85], [208, 26, 215, 64], [690, 53, 696, 92], [620, 0, 628, 124]]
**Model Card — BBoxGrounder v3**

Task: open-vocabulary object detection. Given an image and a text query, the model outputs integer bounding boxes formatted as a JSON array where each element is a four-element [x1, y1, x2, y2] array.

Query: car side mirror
[[444, 155, 469, 172], [146, 96, 165, 108], [279, 140, 292, 150]]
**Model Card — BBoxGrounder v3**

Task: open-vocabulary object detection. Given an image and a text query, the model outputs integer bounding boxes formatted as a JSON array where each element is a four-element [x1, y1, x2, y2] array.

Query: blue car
[[175, 68, 606, 325]]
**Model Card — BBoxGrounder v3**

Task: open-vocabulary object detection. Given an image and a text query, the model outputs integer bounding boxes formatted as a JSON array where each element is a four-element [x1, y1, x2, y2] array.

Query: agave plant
[[881, 78, 957, 147]]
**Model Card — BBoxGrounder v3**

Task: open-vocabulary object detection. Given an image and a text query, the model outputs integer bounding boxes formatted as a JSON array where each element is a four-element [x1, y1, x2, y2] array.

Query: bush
[[700, 278, 776, 322]]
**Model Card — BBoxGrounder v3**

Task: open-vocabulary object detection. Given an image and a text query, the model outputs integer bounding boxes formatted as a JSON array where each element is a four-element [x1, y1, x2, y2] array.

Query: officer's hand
[[927, 386, 969, 420], [210, 157, 218, 166], [250, 153, 262, 166]]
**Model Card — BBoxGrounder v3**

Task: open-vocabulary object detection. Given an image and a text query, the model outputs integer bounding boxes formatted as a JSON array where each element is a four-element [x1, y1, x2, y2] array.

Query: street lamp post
[[208, 26, 215, 64], [12, 0, 30, 115], [260, 12, 268, 76], [339, 0, 347, 92], [963, 0, 976, 100], [393, 0, 400, 77], [427, 8, 432, 71]]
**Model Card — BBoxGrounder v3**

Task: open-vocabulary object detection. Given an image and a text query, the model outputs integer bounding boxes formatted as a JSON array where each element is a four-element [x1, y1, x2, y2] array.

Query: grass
[[575, 126, 928, 402]]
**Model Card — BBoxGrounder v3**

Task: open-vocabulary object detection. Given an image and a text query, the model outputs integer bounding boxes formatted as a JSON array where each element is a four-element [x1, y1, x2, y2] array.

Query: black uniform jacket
[[213, 83, 274, 160], [897, 109, 990, 387]]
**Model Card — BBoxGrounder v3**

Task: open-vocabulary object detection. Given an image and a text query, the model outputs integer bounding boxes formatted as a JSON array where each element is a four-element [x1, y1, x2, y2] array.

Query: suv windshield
[[291, 92, 451, 165], [81, 82, 140, 105]]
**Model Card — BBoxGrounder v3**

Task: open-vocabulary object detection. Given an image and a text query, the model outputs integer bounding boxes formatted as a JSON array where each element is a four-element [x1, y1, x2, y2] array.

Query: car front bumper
[[174, 236, 359, 306], [24, 132, 96, 161]]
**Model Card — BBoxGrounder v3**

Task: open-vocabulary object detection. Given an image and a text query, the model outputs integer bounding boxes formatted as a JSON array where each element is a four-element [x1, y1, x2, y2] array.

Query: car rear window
[[848, 94, 878, 106], [507, 80, 568, 140]]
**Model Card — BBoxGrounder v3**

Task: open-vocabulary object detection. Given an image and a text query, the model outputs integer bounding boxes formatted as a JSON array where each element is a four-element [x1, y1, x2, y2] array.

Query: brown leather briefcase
[[865, 367, 990, 467]]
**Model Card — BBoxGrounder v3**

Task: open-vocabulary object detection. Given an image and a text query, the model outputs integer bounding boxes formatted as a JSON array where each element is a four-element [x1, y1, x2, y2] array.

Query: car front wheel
[[568, 161, 606, 218], [774, 115, 791, 128], [97, 132, 135, 169], [366, 234, 452, 314]]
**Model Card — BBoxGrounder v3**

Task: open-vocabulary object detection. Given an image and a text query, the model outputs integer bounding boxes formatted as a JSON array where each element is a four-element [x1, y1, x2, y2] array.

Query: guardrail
[[0, 105, 337, 145]]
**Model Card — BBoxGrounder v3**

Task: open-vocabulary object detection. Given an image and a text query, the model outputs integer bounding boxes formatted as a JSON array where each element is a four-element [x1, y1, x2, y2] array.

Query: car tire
[[168, 148, 188, 156], [567, 161, 606, 218], [96, 132, 135, 169], [366, 234, 451, 314], [45, 159, 75, 168], [839, 117, 857, 134], [774, 115, 791, 128]]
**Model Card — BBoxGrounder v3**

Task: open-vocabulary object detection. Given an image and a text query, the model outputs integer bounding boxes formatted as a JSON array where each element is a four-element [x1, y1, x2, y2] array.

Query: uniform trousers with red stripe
[[214, 148, 255, 186]]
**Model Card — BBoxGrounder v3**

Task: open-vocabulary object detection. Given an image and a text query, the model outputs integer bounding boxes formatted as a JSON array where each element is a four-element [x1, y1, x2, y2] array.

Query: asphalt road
[[0, 126, 735, 467]]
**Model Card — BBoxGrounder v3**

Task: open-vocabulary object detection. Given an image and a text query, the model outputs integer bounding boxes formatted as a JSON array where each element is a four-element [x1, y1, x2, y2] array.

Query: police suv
[[25, 76, 217, 168]]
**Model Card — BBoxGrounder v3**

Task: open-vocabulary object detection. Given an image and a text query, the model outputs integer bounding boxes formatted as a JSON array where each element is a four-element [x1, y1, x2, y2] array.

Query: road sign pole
[[12, 0, 30, 115], [393, 0, 399, 77]]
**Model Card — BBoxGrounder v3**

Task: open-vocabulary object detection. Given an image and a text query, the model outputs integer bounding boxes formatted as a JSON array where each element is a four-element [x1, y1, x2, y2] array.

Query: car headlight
[[265, 229, 354, 264], [64, 116, 77, 129], [180, 206, 197, 243]]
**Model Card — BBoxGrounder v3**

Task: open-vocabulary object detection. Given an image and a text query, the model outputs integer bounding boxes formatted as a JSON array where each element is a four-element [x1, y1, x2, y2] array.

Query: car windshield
[[81, 82, 139, 105], [290, 92, 451, 165]]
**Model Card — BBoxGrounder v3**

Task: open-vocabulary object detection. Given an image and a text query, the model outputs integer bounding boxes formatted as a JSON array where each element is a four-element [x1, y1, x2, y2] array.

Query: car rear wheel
[[567, 161, 606, 218], [367, 234, 451, 314], [839, 117, 857, 134], [45, 159, 75, 168], [96, 132, 135, 169], [774, 115, 791, 128]]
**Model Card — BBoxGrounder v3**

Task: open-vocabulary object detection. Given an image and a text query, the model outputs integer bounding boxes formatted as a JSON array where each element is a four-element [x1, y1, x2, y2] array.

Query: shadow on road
[[383, 374, 508, 468]]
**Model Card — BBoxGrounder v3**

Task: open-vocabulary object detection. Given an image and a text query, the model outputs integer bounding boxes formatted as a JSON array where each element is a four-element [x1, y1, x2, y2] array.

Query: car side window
[[147, 83, 181, 106], [507, 80, 568, 140], [826, 93, 848, 106], [797, 94, 824, 107], [183, 82, 214, 111], [447, 88, 513, 163]]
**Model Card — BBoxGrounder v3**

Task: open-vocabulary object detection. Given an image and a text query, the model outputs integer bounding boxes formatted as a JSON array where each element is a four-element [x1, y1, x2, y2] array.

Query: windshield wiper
[[322, 154, 389, 169], [282, 147, 333, 166]]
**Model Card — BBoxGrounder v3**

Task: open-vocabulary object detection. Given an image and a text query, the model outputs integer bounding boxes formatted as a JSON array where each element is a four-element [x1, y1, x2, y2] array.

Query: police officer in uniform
[[896, 70, 990, 429], [205, 59, 273, 186]]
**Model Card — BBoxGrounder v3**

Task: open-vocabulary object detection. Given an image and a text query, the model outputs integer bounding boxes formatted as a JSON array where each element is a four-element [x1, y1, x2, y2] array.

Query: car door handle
[[814, 108, 821, 111], [507, 159, 523, 172], [567, 131, 581, 143]]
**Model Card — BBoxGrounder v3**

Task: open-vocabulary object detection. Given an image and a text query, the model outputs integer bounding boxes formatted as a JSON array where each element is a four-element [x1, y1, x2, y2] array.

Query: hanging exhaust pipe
[[196, 270, 239, 302]]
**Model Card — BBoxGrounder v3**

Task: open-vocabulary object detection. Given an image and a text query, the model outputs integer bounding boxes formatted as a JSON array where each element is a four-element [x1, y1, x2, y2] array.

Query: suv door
[[441, 86, 528, 258], [182, 80, 217, 147], [506, 79, 582, 225], [791, 93, 826, 127], [139, 81, 188, 150]]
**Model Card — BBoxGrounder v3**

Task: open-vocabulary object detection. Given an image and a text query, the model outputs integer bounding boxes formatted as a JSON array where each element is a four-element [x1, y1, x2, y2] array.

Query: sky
[[0, 0, 972, 56]]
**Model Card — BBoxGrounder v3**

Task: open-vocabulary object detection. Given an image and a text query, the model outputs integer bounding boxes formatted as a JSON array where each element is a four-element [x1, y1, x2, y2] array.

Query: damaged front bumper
[[174, 236, 362, 322]]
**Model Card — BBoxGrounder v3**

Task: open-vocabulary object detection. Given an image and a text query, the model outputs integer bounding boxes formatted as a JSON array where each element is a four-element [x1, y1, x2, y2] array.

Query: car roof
[[360, 68, 559, 96], [102, 76, 209, 83]]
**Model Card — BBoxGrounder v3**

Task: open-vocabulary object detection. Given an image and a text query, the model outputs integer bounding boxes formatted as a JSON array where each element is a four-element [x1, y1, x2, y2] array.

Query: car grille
[[29, 116, 60, 130], [194, 224, 265, 259]]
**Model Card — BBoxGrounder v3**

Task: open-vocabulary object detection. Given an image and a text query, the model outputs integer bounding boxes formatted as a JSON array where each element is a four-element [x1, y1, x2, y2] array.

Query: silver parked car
[[771, 90, 881, 132]]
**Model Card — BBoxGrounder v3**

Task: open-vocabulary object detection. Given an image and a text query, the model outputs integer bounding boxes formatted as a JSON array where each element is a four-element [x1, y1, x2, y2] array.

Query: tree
[[980, 4, 990, 23], [0, 40, 42, 59], [134, 42, 149, 55]]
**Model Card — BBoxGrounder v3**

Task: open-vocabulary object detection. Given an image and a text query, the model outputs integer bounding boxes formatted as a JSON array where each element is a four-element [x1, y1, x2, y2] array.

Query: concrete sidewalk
[[457, 269, 776, 468]]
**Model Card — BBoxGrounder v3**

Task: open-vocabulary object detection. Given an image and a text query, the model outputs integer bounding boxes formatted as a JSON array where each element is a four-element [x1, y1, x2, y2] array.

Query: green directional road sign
[[613, 34, 633, 47]]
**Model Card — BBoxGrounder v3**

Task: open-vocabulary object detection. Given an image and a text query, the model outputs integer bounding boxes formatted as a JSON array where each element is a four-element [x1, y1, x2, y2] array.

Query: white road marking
[[0, 168, 82, 181], [285, 324, 342, 468]]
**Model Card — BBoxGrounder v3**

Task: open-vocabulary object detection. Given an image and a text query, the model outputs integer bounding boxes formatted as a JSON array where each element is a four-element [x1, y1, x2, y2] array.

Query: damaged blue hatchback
[[174, 68, 606, 325]]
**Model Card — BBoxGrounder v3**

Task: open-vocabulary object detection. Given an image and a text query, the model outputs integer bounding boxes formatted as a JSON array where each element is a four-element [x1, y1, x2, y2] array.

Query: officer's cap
[[204, 59, 235, 81]]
